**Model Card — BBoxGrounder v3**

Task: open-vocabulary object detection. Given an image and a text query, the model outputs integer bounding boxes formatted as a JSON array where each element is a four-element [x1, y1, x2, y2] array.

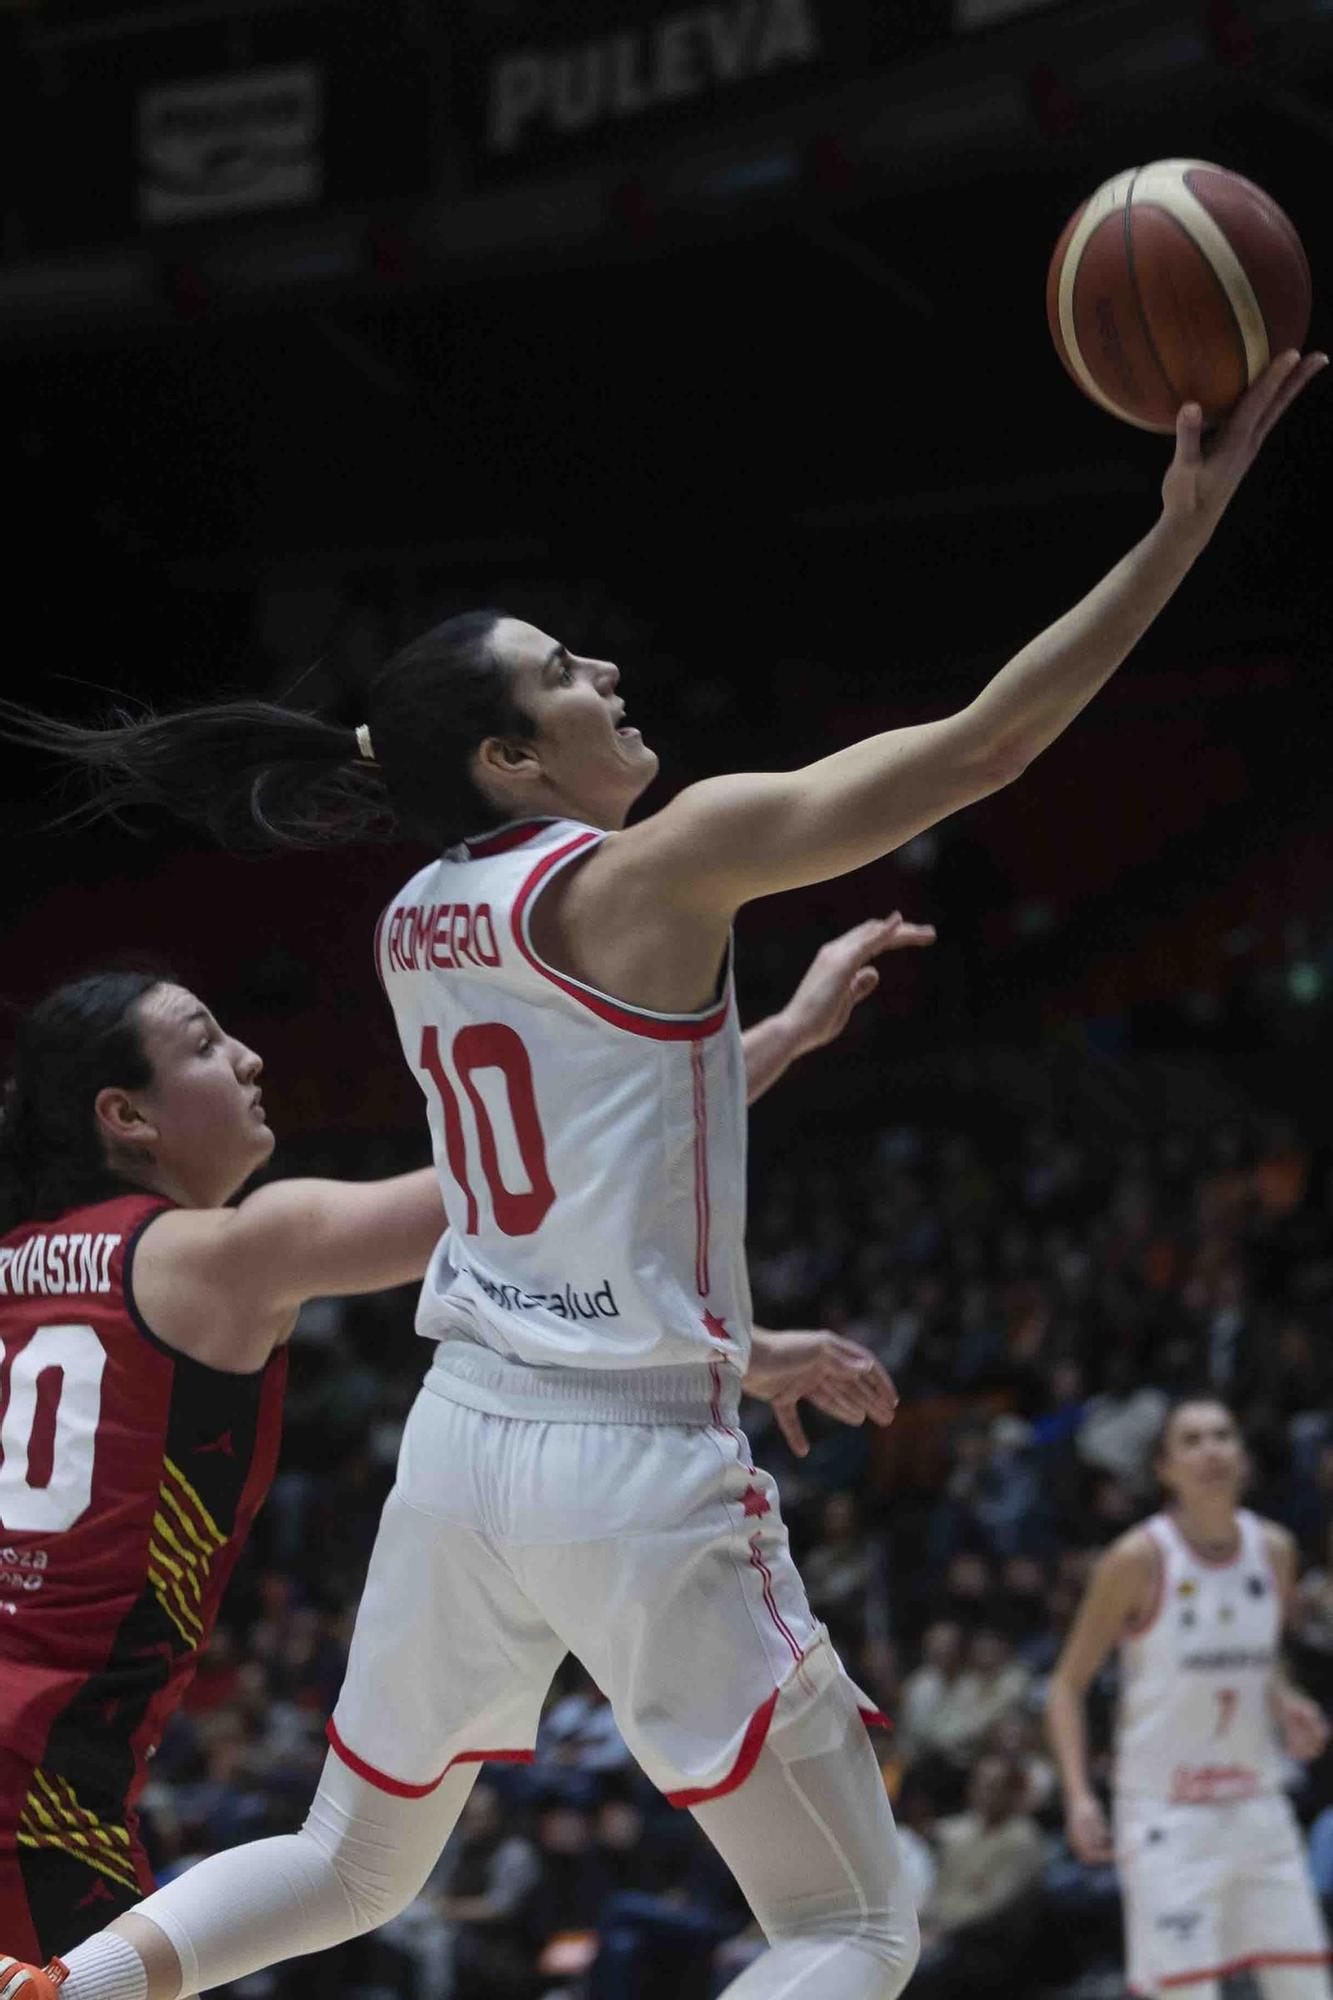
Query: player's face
[[1157, 1401, 1245, 1505], [117, 984, 274, 1204], [477, 619, 659, 830]]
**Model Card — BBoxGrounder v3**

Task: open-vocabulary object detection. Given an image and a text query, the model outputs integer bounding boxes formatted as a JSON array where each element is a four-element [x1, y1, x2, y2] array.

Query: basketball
[[1047, 160, 1312, 432]]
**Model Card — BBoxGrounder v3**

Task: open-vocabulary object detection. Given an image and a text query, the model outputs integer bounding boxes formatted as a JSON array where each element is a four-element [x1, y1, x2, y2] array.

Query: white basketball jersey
[[376, 817, 751, 1396], [1115, 1509, 1282, 1806]]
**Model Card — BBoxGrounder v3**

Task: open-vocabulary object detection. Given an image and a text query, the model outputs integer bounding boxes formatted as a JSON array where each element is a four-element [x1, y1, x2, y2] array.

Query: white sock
[[57, 1933, 147, 2000]]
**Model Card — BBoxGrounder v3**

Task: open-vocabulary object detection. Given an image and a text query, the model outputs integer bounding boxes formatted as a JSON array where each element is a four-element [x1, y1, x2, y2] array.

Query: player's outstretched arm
[[1047, 1531, 1157, 1864], [741, 914, 936, 1105], [626, 352, 1325, 918], [134, 1168, 446, 1367]]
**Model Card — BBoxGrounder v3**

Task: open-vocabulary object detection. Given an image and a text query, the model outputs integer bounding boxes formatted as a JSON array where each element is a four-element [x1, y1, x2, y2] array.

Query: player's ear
[[94, 1086, 160, 1157], [474, 734, 542, 789]]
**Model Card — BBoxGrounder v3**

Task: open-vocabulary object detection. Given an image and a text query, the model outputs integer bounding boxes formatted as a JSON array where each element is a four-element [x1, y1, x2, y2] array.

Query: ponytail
[[0, 606, 530, 854], [0, 697, 391, 851]]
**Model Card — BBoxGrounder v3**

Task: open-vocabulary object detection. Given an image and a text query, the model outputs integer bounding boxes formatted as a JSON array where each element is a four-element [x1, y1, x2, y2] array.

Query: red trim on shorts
[[691, 1042, 711, 1292], [510, 835, 732, 1041], [326, 1719, 534, 1797], [859, 1706, 891, 1731], [749, 1532, 804, 1666], [664, 1688, 781, 1809], [1159, 1952, 1332, 1988]]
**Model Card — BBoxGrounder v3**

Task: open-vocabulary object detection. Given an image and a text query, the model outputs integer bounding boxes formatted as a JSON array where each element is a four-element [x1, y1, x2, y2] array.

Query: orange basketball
[[1047, 161, 1312, 432]]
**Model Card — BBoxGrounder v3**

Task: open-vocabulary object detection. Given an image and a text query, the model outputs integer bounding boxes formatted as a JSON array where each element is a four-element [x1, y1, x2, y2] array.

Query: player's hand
[[782, 915, 937, 1057], [1066, 1790, 1114, 1866], [1275, 1686, 1331, 1762], [744, 1329, 899, 1459], [1160, 349, 1327, 540]]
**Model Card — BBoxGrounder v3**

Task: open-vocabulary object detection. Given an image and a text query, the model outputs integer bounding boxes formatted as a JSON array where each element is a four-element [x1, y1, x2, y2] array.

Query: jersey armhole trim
[[123, 1208, 275, 1381], [512, 831, 733, 1042], [121, 1204, 184, 1362], [1124, 1528, 1166, 1639]]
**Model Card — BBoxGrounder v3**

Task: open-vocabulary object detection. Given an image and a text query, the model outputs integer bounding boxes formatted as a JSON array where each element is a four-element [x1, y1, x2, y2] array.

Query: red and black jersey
[[0, 1193, 286, 1804]]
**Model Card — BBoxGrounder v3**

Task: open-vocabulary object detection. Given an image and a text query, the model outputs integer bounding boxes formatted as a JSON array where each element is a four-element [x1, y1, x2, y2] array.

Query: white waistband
[[424, 1336, 742, 1428]]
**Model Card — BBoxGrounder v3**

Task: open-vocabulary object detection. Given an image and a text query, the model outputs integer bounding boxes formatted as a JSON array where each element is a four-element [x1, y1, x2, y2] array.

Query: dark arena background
[[3, 1, 1333, 1995]]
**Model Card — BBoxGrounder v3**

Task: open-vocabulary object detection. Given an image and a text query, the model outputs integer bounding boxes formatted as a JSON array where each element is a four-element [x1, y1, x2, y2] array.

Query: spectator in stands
[[800, 1489, 889, 1651], [1075, 1348, 1168, 1493], [433, 1781, 542, 2000], [912, 1754, 1046, 1999]]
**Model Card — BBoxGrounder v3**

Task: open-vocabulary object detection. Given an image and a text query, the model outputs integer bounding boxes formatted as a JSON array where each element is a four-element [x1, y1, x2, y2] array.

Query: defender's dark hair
[[0, 610, 532, 853], [0, 968, 167, 1233]]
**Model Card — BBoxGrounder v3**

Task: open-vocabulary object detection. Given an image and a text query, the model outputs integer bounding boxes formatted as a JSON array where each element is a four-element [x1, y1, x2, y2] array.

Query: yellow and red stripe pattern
[[15, 1768, 139, 1895], [146, 1453, 228, 1649]]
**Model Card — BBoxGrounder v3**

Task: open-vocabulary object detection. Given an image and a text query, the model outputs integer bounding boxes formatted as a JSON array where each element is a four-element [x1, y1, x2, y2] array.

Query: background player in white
[[0, 350, 1323, 2000], [1047, 1396, 1332, 2000]]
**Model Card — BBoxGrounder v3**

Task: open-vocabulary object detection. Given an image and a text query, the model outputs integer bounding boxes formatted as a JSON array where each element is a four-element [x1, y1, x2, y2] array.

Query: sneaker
[[0, 1959, 68, 2000]]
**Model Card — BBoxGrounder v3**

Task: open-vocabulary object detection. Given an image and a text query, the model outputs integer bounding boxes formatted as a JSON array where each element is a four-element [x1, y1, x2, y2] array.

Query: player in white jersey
[[0, 347, 1322, 2000], [1048, 1397, 1332, 2000]]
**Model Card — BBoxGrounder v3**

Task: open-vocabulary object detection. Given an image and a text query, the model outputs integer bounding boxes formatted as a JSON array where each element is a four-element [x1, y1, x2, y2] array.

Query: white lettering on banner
[[489, 0, 820, 155], [137, 64, 322, 224]]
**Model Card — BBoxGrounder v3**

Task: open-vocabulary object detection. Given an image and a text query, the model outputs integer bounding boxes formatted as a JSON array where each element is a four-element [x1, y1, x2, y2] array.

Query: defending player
[[1047, 1396, 1331, 1999], [0, 349, 1322, 2000], [0, 937, 906, 1975]]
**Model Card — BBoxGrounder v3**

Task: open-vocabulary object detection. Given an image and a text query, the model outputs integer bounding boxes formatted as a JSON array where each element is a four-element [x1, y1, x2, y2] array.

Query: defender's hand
[[1066, 1791, 1114, 1867], [1276, 1687, 1330, 1763], [782, 914, 936, 1058], [745, 1329, 898, 1459]]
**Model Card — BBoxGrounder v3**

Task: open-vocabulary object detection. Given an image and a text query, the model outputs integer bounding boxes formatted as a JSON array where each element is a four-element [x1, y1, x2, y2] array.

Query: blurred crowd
[[138, 1106, 1333, 1999]]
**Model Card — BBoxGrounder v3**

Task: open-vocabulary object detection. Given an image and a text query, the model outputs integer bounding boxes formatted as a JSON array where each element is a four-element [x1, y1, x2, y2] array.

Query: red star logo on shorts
[[77, 1878, 116, 1910], [702, 1311, 730, 1343], [196, 1429, 234, 1458], [742, 1485, 771, 1519]]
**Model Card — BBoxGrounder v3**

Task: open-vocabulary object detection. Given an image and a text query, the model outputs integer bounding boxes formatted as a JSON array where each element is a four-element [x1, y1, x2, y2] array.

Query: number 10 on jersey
[[419, 1023, 555, 1237]]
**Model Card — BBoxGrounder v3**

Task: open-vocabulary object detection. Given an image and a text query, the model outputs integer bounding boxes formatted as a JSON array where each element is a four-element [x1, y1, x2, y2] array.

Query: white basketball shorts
[[1118, 1792, 1331, 1994], [327, 1384, 885, 1804]]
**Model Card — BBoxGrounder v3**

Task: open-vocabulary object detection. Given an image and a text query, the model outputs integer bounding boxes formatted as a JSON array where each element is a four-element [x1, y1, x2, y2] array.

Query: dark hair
[[1149, 1390, 1238, 1476], [0, 968, 166, 1233], [0, 610, 533, 853]]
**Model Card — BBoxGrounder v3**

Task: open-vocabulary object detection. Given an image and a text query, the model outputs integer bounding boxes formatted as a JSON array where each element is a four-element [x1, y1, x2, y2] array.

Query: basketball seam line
[[1156, 196, 1247, 403], [1122, 167, 1183, 409]]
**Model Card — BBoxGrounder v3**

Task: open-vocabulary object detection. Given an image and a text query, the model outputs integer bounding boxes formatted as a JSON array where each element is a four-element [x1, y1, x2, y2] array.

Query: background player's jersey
[[0, 1193, 285, 1801], [1115, 1508, 1282, 1807], [378, 816, 752, 1388]]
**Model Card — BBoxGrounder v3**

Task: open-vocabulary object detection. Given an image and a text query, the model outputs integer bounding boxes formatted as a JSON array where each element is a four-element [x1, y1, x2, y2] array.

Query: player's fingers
[[850, 914, 905, 962], [840, 1346, 899, 1404], [812, 1381, 869, 1426], [850, 967, 880, 1001], [890, 923, 937, 949], [833, 1358, 898, 1422], [774, 1401, 810, 1457], [1173, 400, 1204, 466], [1252, 350, 1327, 447], [1224, 348, 1302, 448]]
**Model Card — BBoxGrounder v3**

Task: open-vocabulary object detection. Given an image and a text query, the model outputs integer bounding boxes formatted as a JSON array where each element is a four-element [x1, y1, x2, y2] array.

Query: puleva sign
[[486, 0, 821, 157]]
